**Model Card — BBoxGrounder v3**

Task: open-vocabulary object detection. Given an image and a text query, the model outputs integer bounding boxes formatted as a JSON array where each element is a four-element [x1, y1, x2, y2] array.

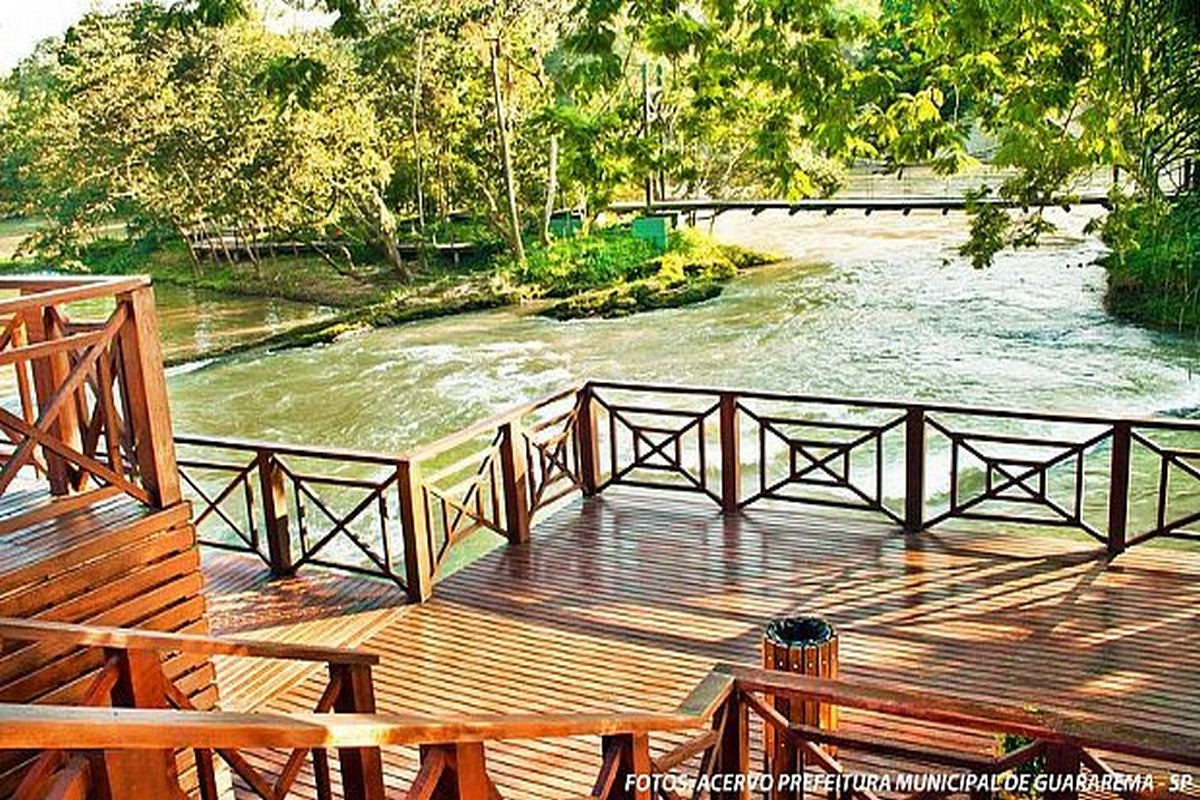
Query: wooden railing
[[178, 386, 584, 600], [0, 276, 180, 521], [178, 380, 1200, 602], [1, 663, 1197, 800], [0, 616, 382, 800], [582, 381, 1200, 554]]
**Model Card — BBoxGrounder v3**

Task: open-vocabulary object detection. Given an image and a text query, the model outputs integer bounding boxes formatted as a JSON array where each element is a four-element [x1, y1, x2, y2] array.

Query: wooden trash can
[[763, 616, 839, 797]]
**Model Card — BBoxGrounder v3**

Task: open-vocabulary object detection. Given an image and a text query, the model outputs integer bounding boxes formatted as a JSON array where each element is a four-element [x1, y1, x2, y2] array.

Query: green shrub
[[1104, 193, 1200, 331], [513, 228, 660, 297]]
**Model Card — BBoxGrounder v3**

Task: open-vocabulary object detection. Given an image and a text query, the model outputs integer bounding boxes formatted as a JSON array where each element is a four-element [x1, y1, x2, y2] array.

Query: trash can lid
[[765, 616, 836, 647]]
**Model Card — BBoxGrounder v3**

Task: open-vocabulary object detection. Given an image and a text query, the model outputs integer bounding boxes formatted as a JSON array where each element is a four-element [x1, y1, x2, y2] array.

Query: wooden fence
[[0, 276, 181, 523], [177, 380, 1200, 602], [176, 386, 584, 601], [0, 617, 382, 800]]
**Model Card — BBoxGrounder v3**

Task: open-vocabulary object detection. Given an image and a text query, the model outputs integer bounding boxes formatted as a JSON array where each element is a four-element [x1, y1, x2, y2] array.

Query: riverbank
[[0, 219, 775, 363], [156, 227, 775, 365], [1103, 195, 1200, 333]]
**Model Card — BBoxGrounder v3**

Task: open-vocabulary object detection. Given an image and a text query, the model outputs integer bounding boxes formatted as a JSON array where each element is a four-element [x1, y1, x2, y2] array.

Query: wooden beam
[[116, 286, 181, 507], [330, 663, 385, 800], [498, 421, 531, 544], [97, 648, 182, 799], [256, 451, 294, 575], [398, 459, 434, 602], [719, 393, 739, 514], [0, 616, 379, 666], [904, 406, 925, 532], [0, 705, 704, 751], [1107, 421, 1131, 555], [575, 385, 601, 496]]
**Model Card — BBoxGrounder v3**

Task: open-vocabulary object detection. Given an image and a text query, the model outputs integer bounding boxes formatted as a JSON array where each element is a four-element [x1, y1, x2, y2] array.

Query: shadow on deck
[[203, 487, 1200, 798]]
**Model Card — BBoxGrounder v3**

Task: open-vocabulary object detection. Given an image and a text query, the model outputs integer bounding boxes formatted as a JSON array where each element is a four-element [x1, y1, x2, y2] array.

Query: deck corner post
[[499, 420, 532, 544], [712, 691, 749, 800], [576, 384, 602, 496], [256, 450, 293, 576], [117, 285, 182, 508], [904, 406, 926, 533], [397, 458, 434, 603], [331, 662, 386, 800], [719, 392, 741, 514], [1107, 421, 1132, 556]]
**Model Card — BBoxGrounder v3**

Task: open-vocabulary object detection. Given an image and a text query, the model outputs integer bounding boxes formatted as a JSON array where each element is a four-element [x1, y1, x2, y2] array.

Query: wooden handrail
[[0, 276, 151, 315], [0, 617, 379, 666], [406, 384, 583, 461], [585, 379, 1200, 430], [4, 665, 1199, 769], [175, 433, 407, 467], [0, 705, 702, 750], [721, 664, 1200, 768]]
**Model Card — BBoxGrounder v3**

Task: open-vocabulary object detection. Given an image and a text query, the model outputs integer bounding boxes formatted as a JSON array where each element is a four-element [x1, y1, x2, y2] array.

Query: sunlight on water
[[168, 209, 1200, 453]]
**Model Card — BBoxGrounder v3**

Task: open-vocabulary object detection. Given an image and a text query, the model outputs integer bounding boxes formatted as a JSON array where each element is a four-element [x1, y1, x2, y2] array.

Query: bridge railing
[[177, 380, 1200, 602], [2, 663, 1197, 800]]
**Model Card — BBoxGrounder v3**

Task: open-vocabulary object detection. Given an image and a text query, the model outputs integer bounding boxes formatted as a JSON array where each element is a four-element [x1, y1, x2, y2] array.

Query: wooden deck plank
[[202, 487, 1200, 799]]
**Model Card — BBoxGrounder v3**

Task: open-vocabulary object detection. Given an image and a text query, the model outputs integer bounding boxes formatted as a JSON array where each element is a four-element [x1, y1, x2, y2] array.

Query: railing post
[[331, 662, 386, 800], [417, 742, 491, 799], [904, 406, 926, 533], [576, 384, 602, 496], [117, 286, 181, 507], [23, 305, 82, 496], [1043, 744, 1081, 800], [95, 648, 182, 798], [499, 421, 531, 544], [600, 733, 651, 800], [720, 392, 740, 514], [1107, 421, 1131, 556], [711, 691, 749, 800], [256, 450, 293, 575], [398, 459, 434, 603]]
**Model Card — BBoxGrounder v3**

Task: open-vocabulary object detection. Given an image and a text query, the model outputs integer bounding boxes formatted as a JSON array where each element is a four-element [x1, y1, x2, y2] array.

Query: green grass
[[0, 217, 43, 262]]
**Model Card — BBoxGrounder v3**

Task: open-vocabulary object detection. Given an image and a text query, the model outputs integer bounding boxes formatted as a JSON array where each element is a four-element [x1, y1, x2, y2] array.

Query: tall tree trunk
[[176, 222, 202, 278], [373, 188, 410, 280], [490, 37, 525, 263], [411, 33, 427, 232], [541, 134, 559, 246]]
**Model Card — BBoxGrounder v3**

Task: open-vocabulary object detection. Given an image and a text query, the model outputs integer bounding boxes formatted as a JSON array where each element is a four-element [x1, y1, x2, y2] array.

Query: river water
[[167, 209, 1200, 451]]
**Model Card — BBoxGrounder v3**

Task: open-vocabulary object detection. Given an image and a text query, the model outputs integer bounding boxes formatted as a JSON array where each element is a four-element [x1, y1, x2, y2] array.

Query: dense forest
[[0, 0, 1197, 325]]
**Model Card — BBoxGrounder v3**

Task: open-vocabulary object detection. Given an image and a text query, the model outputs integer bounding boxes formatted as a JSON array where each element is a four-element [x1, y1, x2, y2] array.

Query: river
[[166, 208, 1200, 452]]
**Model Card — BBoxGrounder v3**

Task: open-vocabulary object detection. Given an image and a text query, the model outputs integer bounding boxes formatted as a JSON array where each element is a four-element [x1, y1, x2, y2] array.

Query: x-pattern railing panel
[[285, 460, 404, 581], [178, 454, 264, 559], [422, 430, 508, 576], [739, 401, 906, 524], [0, 304, 148, 504], [1126, 430, 1200, 546], [591, 391, 722, 503], [924, 415, 1111, 543], [523, 400, 583, 516]]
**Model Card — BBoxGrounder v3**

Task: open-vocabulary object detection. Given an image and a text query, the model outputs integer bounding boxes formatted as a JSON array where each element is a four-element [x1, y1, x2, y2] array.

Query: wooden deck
[[204, 487, 1200, 798]]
